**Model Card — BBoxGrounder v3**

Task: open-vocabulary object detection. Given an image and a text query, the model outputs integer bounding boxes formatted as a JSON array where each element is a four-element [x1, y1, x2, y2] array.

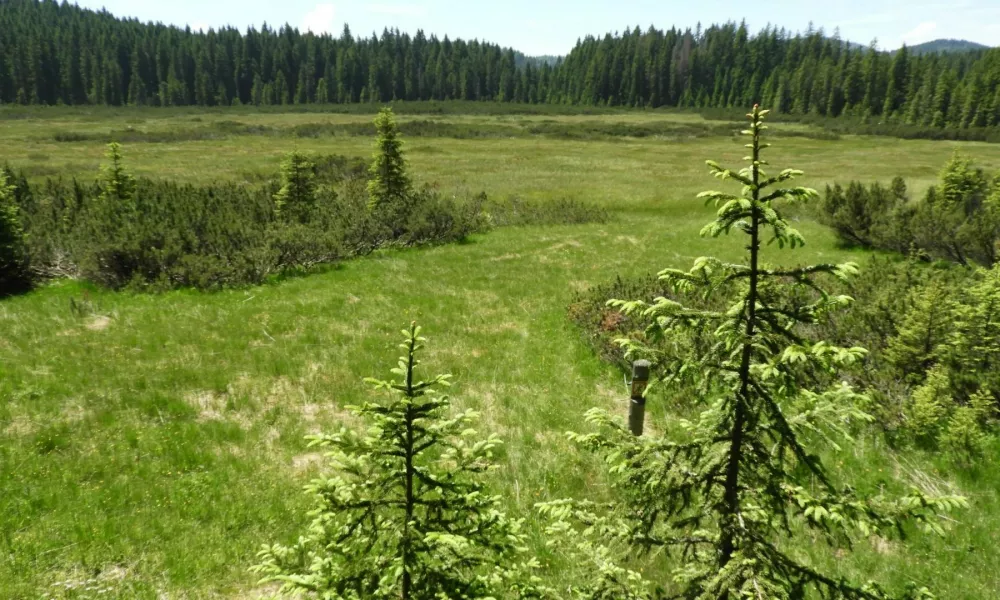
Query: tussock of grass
[[486, 197, 610, 227]]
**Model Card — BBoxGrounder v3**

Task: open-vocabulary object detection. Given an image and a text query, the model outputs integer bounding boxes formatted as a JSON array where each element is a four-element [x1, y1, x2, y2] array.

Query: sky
[[73, 0, 1000, 56]]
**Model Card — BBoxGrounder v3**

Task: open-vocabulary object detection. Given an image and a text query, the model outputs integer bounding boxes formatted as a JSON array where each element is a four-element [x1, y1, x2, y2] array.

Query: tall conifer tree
[[540, 106, 965, 600]]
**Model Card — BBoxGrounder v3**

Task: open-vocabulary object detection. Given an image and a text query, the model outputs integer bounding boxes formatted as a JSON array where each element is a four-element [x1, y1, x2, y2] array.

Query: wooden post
[[628, 360, 650, 436]]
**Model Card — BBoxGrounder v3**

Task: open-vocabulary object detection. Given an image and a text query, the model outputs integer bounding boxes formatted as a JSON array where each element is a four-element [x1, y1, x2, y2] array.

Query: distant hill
[[906, 39, 990, 55]]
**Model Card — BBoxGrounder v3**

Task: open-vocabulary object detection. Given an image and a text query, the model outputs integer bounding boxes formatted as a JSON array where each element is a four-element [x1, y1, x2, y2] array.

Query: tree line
[[2, 0, 1000, 128]]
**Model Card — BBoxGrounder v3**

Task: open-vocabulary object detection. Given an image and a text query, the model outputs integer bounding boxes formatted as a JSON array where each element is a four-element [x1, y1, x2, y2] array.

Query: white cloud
[[302, 3, 337, 35], [367, 3, 426, 17], [900, 21, 938, 46]]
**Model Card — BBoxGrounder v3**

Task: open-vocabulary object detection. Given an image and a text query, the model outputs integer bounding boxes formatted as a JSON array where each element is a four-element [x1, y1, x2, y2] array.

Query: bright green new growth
[[896, 264, 1000, 455], [885, 280, 956, 383], [946, 263, 1000, 397], [0, 170, 30, 291], [99, 141, 136, 210], [367, 107, 411, 212], [273, 151, 317, 222], [253, 323, 542, 600], [541, 106, 966, 600], [907, 365, 952, 442], [939, 391, 997, 461]]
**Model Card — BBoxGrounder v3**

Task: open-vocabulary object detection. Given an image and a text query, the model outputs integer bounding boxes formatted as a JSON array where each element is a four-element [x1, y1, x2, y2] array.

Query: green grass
[[2, 105, 999, 598]]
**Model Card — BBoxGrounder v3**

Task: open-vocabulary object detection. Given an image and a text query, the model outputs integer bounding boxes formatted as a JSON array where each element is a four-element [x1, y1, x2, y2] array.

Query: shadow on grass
[[0, 278, 33, 300]]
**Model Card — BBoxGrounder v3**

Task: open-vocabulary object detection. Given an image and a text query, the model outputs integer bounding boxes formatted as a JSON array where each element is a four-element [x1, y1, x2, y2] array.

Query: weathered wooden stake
[[628, 359, 650, 436]]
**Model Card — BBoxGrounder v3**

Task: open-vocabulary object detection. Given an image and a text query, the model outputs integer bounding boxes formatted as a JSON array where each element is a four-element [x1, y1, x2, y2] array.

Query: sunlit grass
[[2, 106, 999, 598]]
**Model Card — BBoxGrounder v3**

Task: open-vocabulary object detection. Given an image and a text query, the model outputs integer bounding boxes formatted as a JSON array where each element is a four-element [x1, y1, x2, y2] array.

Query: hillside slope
[[907, 38, 991, 55]]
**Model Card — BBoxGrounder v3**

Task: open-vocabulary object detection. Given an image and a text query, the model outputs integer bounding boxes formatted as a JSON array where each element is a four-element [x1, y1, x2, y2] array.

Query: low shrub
[[9, 159, 490, 291], [569, 256, 1000, 456], [818, 156, 1000, 266], [13, 176, 496, 290], [0, 169, 31, 294]]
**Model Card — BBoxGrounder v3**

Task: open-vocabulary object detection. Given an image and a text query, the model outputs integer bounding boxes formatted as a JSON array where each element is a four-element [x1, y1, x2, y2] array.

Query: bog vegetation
[[3, 101, 1000, 599], [246, 109, 991, 599], [0, 107, 603, 292]]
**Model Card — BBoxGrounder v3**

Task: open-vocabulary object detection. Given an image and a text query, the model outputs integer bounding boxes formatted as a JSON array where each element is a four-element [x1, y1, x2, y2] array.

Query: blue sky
[[74, 0, 999, 55]]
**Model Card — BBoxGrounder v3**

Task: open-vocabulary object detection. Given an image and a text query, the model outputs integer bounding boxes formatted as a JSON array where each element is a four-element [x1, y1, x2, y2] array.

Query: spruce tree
[[100, 142, 136, 207], [939, 391, 996, 461], [906, 364, 952, 444], [4, 0, 1000, 118], [97, 141, 137, 228], [253, 323, 542, 600], [0, 169, 30, 293], [367, 107, 412, 218], [315, 77, 329, 103], [540, 106, 965, 600], [80, 142, 139, 287], [273, 151, 317, 223]]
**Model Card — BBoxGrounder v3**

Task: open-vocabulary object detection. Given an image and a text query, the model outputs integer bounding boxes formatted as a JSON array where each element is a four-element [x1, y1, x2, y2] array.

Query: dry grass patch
[[85, 315, 112, 331], [291, 452, 326, 474]]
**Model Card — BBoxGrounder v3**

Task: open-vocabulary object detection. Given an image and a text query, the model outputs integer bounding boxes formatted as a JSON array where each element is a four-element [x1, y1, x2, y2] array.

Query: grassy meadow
[[2, 104, 999, 598]]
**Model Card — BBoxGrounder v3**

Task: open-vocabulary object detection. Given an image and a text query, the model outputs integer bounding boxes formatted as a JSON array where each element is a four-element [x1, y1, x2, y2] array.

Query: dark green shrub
[[819, 178, 907, 247], [398, 189, 489, 246], [821, 157, 1000, 266], [10, 169, 492, 291], [0, 169, 31, 294], [73, 179, 275, 289]]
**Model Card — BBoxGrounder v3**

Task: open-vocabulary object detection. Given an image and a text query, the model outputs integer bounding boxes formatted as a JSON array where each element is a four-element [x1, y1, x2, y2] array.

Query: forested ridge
[[2, 0, 1000, 128]]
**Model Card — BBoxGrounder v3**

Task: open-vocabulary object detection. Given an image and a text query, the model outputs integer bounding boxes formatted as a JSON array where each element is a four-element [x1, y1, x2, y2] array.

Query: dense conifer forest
[[2, 0, 999, 128]]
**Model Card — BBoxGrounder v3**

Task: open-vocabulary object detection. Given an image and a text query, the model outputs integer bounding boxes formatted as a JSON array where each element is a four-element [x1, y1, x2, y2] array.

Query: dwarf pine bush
[[0, 169, 30, 293], [820, 155, 1000, 267], [8, 141, 492, 290]]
